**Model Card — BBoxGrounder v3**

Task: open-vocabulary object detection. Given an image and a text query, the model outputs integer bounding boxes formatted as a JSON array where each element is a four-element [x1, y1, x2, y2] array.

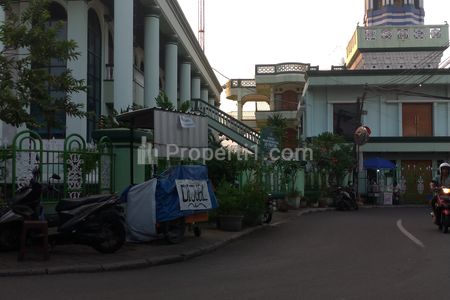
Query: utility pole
[[354, 87, 367, 201]]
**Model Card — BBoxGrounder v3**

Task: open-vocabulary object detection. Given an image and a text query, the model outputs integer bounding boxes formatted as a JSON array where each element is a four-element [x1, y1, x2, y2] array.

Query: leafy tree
[[155, 91, 190, 113], [206, 132, 241, 187], [0, 0, 87, 136], [309, 132, 355, 186], [266, 113, 287, 144], [97, 104, 144, 129]]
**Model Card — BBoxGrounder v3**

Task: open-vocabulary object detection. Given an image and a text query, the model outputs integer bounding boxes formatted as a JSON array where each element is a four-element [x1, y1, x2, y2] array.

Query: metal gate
[[0, 130, 114, 206]]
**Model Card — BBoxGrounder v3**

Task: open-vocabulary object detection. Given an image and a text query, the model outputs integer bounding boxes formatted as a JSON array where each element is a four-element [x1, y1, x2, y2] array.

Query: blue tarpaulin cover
[[155, 165, 218, 222]]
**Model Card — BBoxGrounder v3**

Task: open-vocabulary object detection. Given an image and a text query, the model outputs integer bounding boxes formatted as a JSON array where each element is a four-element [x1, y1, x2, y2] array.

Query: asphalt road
[[1, 207, 449, 300]]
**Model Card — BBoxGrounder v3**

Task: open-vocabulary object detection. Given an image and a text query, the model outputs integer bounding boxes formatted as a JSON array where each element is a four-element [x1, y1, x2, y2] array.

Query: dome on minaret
[[364, 0, 425, 26]]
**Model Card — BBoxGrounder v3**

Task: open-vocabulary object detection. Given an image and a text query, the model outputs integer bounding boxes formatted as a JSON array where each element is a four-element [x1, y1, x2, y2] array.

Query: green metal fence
[[0, 131, 114, 207]]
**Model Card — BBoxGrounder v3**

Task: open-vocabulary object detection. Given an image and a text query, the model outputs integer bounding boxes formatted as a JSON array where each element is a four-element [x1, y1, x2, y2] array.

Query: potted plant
[[240, 183, 266, 226], [287, 189, 302, 209], [215, 182, 244, 231]]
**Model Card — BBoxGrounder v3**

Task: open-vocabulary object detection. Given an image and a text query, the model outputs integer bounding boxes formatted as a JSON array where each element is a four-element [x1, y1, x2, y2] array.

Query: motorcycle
[[0, 159, 45, 250], [261, 193, 278, 224], [431, 186, 450, 233], [335, 185, 358, 211], [47, 180, 126, 253]]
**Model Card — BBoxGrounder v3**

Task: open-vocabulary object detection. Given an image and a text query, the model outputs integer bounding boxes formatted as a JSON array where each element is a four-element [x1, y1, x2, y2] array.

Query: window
[[373, 0, 382, 10], [30, 2, 67, 139], [274, 90, 299, 111], [414, 0, 420, 9], [333, 104, 358, 138], [87, 9, 102, 141], [402, 103, 432, 136]]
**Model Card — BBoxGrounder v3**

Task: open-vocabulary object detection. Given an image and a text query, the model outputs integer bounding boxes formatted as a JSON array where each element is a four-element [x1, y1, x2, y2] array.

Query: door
[[402, 103, 432, 136], [400, 160, 432, 204]]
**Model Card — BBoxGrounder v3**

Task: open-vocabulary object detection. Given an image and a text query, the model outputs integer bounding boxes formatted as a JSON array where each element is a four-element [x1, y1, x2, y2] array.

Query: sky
[[177, 0, 450, 112]]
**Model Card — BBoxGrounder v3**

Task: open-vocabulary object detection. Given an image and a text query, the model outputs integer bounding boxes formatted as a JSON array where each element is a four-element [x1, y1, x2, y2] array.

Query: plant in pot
[[215, 182, 245, 231], [287, 189, 302, 209], [240, 183, 266, 227]]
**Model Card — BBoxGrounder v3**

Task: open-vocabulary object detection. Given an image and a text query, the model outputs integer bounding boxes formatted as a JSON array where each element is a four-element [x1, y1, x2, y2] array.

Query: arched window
[[87, 9, 102, 141], [31, 2, 67, 139], [414, 0, 420, 9]]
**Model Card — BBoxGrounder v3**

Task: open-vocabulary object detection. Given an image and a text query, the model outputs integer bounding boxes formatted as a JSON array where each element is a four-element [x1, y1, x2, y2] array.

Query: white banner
[[179, 115, 196, 128], [176, 179, 212, 210]]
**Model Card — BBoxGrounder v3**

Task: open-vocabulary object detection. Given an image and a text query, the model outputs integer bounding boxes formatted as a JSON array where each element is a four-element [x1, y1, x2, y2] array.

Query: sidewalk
[[0, 208, 332, 277]]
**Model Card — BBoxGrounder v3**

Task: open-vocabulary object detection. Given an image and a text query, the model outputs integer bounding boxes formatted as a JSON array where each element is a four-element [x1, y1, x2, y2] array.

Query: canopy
[[363, 157, 396, 170]]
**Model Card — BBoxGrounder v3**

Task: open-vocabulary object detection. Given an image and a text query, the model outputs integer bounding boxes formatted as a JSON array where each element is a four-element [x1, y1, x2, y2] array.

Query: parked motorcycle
[[262, 193, 277, 224], [0, 159, 44, 250], [47, 186, 126, 253], [431, 186, 450, 233], [335, 185, 358, 211]]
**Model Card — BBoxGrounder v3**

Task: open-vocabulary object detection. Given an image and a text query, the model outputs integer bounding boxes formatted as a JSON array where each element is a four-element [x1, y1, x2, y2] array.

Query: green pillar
[[295, 169, 305, 197], [93, 128, 152, 193]]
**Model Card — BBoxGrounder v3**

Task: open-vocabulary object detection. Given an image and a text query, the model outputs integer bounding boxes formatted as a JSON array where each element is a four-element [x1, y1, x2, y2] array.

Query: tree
[[310, 132, 355, 186], [0, 0, 87, 136], [266, 113, 287, 145]]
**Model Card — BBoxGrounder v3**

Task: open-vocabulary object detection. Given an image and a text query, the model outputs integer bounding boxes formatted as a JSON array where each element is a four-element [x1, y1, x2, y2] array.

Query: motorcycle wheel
[[262, 211, 273, 224], [91, 211, 126, 254], [163, 218, 186, 244], [0, 223, 21, 251], [193, 226, 202, 237], [441, 214, 449, 234]]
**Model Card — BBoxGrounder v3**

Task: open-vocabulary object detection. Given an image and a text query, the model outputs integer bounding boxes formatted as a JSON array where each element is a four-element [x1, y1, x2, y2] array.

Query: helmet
[[439, 162, 450, 171]]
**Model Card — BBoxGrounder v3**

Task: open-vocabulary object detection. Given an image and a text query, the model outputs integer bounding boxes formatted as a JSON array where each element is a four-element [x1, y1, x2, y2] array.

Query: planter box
[[287, 196, 301, 209], [218, 215, 244, 231]]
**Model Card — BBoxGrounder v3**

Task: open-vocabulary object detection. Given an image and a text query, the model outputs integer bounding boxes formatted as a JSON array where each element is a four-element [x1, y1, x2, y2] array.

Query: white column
[[114, 0, 134, 112], [201, 88, 209, 102], [191, 76, 201, 99], [164, 42, 178, 107], [433, 102, 438, 136], [327, 103, 333, 132], [447, 102, 450, 136], [66, 0, 88, 139], [180, 61, 191, 105], [237, 100, 243, 121], [144, 10, 160, 108], [208, 98, 215, 106]]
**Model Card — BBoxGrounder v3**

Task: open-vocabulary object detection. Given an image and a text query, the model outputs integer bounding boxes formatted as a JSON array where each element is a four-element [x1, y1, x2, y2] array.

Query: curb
[[360, 205, 428, 209], [0, 208, 331, 277]]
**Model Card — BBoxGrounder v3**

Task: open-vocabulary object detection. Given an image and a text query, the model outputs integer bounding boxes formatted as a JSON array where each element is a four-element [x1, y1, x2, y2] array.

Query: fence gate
[[0, 131, 114, 206]]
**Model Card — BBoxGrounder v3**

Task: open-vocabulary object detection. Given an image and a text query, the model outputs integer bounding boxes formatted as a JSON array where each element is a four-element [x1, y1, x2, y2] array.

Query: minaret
[[365, 0, 425, 27], [345, 0, 448, 70]]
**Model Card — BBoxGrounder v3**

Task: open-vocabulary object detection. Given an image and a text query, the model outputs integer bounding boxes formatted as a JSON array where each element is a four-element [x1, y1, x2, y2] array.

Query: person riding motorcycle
[[429, 162, 450, 216]]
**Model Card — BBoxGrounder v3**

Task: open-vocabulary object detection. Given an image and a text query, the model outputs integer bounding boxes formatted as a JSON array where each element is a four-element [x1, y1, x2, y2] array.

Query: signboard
[[179, 115, 196, 128], [383, 192, 393, 205], [259, 127, 280, 155], [175, 179, 212, 211]]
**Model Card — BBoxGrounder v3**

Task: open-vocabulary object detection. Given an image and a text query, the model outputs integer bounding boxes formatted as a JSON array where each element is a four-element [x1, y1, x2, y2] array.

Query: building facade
[[0, 0, 222, 143], [225, 63, 310, 149], [301, 0, 450, 202]]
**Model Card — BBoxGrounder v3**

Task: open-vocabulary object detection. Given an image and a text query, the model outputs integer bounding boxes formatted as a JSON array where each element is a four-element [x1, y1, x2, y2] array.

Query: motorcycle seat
[[55, 194, 115, 212]]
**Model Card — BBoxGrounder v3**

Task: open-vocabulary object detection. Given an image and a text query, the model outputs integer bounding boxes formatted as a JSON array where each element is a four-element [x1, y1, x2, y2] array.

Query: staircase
[[191, 99, 260, 152]]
